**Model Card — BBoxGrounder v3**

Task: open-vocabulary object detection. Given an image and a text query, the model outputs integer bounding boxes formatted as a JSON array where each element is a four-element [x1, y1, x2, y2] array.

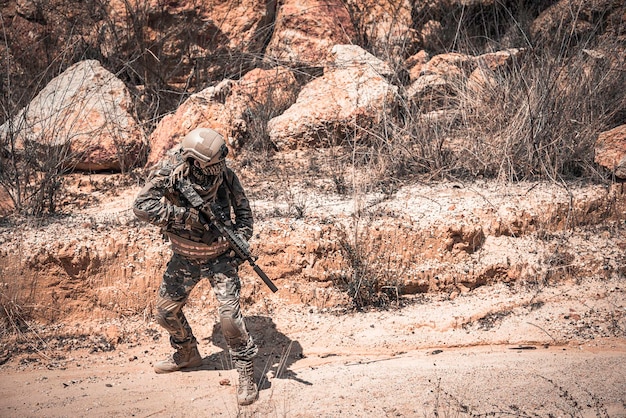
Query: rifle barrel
[[252, 263, 278, 293]]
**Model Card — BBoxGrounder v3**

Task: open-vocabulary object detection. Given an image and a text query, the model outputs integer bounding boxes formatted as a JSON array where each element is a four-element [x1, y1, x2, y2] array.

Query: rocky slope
[[1, 0, 625, 177]]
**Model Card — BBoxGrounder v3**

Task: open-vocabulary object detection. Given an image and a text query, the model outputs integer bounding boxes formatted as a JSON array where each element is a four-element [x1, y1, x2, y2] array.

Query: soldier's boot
[[235, 359, 258, 406], [154, 342, 203, 374]]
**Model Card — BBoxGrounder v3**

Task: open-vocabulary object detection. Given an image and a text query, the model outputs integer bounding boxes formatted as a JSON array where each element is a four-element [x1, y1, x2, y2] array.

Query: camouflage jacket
[[133, 153, 254, 248]]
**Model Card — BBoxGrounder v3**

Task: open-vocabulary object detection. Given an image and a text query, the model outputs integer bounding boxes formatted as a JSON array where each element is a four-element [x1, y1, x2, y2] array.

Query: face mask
[[192, 158, 225, 175], [188, 159, 225, 200]]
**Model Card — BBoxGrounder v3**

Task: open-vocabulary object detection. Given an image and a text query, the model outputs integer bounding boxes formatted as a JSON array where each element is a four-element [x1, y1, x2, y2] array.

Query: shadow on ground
[[183, 315, 311, 390]]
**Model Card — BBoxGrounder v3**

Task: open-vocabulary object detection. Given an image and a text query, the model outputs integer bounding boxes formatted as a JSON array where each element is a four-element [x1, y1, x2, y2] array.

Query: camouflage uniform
[[133, 151, 258, 364]]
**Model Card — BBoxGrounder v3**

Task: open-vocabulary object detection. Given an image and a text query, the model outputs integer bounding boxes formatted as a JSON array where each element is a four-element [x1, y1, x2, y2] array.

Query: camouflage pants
[[155, 252, 257, 361]]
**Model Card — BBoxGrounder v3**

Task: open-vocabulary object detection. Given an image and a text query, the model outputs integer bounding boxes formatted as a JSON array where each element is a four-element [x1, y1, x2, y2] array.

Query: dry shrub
[[451, 44, 626, 181], [0, 254, 37, 336], [353, 42, 626, 185], [337, 229, 387, 309], [334, 220, 405, 309], [339, 2, 626, 185]]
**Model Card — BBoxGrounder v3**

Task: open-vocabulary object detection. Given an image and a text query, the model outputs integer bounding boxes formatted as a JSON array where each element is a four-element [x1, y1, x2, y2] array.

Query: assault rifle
[[176, 179, 278, 293]]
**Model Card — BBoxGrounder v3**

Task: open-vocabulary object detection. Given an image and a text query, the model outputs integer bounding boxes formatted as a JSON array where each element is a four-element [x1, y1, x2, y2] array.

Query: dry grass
[[451, 46, 625, 181], [0, 253, 37, 336], [370, 40, 625, 184]]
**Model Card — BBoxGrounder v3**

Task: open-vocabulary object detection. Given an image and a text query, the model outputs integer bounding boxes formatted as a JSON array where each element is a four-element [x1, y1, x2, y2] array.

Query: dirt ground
[[1, 165, 626, 417], [1, 278, 625, 418]]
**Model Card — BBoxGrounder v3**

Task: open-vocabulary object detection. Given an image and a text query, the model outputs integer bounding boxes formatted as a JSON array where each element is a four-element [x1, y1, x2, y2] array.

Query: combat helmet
[[180, 127, 228, 175]]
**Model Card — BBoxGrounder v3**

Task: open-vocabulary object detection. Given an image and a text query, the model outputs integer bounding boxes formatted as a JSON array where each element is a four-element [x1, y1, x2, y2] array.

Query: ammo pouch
[[166, 232, 230, 259]]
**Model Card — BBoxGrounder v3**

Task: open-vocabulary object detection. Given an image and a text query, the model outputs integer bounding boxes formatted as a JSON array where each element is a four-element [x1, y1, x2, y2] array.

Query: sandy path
[[1, 343, 625, 417], [2, 278, 625, 417]]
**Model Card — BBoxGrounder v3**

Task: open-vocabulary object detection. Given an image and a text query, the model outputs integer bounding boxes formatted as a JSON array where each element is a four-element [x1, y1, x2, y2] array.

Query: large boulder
[[406, 52, 475, 112], [0, 60, 145, 172], [595, 124, 626, 179], [531, 0, 626, 49], [0, 0, 105, 113], [101, 0, 277, 86], [146, 66, 299, 166], [267, 45, 398, 149], [344, 0, 417, 58], [264, 0, 357, 68]]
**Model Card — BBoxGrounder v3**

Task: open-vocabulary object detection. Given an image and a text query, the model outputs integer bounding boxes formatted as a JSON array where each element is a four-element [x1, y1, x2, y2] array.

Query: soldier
[[133, 127, 258, 406]]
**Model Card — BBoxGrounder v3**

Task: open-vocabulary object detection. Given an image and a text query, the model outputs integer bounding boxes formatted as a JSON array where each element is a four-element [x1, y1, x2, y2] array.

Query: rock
[[595, 124, 626, 179], [420, 20, 444, 52], [406, 52, 475, 111], [530, 0, 595, 46], [406, 50, 430, 83], [344, 0, 417, 58], [466, 67, 499, 98], [331, 44, 394, 76], [531, 0, 626, 50], [145, 79, 235, 167], [101, 0, 276, 86], [475, 48, 525, 71], [16, 0, 41, 21], [267, 45, 398, 149], [264, 0, 356, 68], [146, 67, 299, 165], [0, 60, 145, 172], [407, 73, 450, 101], [420, 52, 475, 80]]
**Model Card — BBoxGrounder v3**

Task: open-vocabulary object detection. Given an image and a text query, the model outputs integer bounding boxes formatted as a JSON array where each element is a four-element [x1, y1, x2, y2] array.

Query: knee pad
[[155, 297, 185, 329], [221, 316, 249, 349]]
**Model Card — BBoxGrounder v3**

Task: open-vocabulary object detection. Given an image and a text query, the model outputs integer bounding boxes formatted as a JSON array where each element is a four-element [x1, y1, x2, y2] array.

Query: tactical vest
[[163, 154, 232, 259]]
